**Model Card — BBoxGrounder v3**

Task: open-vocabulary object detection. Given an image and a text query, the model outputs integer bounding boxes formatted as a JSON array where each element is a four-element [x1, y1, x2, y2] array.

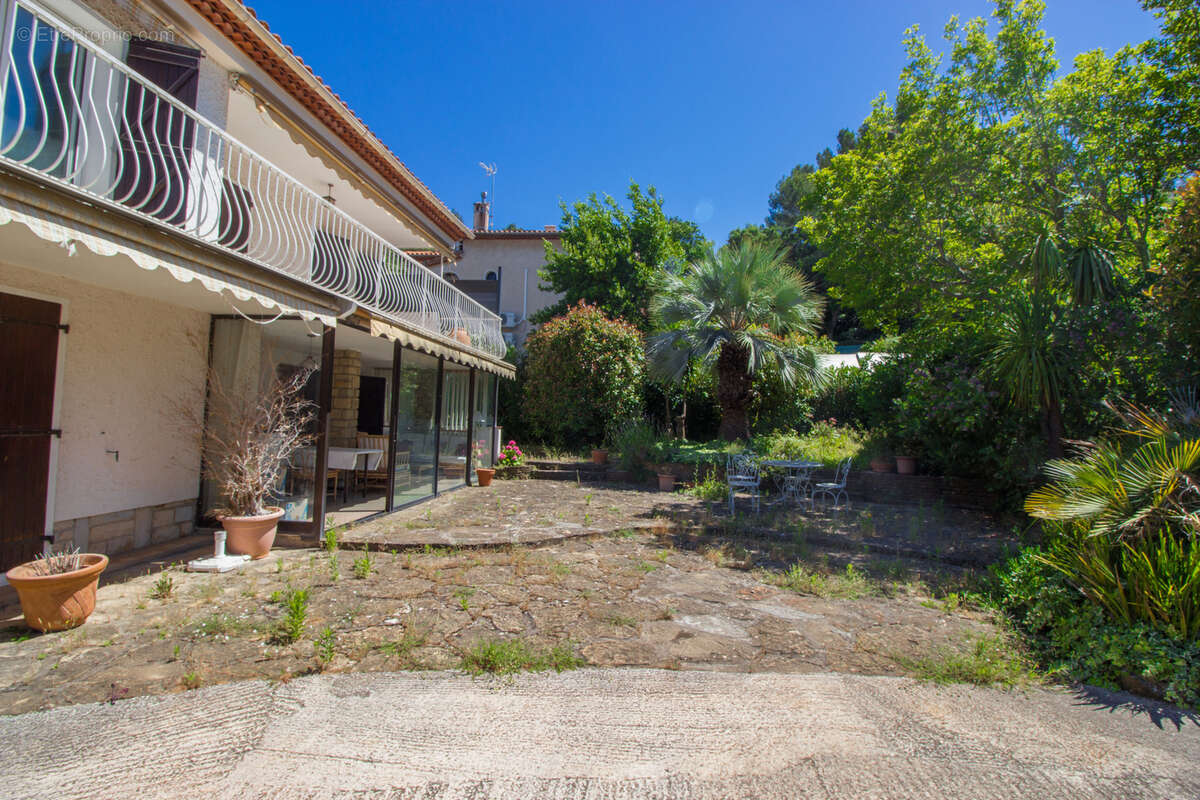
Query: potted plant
[[894, 454, 917, 475], [200, 365, 315, 559], [864, 436, 894, 473], [474, 442, 495, 486], [657, 470, 676, 492], [5, 548, 109, 632], [591, 448, 609, 465]]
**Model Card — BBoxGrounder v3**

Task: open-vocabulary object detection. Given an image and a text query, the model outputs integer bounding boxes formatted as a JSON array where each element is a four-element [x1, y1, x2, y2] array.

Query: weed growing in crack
[[459, 638, 583, 676], [453, 586, 477, 612], [149, 570, 174, 600], [314, 626, 336, 667], [271, 585, 309, 644], [352, 551, 374, 579]]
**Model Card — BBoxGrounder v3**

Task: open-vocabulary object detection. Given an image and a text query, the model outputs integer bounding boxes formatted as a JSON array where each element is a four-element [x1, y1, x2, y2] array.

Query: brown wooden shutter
[[0, 292, 62, 570], [114, 38, 201, 226]]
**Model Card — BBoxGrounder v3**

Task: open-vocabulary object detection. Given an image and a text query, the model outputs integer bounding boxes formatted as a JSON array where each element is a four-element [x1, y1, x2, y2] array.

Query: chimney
[[543, 225, 557, 232], [473, 191, 490, 232]]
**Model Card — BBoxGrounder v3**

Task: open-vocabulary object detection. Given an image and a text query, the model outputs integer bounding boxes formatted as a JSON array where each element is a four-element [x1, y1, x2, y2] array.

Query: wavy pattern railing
[[0, 0, 504, 358]]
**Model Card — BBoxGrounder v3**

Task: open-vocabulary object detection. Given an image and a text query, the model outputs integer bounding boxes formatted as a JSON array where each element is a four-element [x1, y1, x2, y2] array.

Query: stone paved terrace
[[0, 480, 1026, 714]]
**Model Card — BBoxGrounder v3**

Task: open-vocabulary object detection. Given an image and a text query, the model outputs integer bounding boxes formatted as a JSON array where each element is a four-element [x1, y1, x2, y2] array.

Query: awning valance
[[0, 194, 340, 326], [368, 318, 516, 379]]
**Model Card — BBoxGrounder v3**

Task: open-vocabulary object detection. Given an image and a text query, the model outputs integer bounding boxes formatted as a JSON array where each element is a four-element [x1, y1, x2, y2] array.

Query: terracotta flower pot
[[870, 458, 894, 473], [476, 467, 495, 487], [219, 507, 284, 559], [6, 554, 109, 632], [895, 455, 917, 475], [591, 449, 609, 465], [657, 473, 676, 492], [451, 328, 471, 346]]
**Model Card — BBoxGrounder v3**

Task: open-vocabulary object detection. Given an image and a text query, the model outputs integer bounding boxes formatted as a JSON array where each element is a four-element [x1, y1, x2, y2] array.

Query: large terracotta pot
[[219, 507, 284, 559], [895, 455, 917, 475], [6, 554, 109, 632], [657, 473, 676, 492], [476, 467, 495, 487], [591, 449, 609, 465]]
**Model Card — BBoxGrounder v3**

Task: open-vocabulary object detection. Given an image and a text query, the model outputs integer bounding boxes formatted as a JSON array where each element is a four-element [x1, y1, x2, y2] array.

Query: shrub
[[608, 419, 660, 472], [809, 360, 906, 431], [992, 546, 1200, 707], [523, 303, 645, 448], [891, 359, 1042, 491], [752, 422, 867, 468]]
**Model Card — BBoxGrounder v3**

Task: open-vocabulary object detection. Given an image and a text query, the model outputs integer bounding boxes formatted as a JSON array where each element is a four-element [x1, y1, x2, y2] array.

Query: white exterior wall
[[454, 237, 563, 321], [0, 261, 208, 523]]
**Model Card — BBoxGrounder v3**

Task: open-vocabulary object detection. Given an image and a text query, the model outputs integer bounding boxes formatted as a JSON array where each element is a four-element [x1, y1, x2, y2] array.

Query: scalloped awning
[[0, 194, 340, 326], [368, 317, 515, 379]]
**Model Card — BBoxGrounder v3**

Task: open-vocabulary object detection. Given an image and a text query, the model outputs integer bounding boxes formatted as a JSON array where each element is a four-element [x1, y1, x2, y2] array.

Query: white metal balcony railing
[[0, 0, 505, 359]]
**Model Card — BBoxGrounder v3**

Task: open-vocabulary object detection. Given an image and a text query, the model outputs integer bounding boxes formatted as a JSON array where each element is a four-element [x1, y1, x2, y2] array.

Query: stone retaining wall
[[50, 498, 197, 556]]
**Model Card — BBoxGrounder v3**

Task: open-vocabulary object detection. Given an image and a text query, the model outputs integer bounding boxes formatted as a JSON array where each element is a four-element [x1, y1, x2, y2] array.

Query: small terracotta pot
[[476, 467, 495, 487], [657, 473, 676, 492], [451, 328, 471, 346], [895, 455, 917, 475], [591, 449, 609, 465], [870, 458, 894, 473], [6, 554, 109, 632], [220, 507, 284, 559]]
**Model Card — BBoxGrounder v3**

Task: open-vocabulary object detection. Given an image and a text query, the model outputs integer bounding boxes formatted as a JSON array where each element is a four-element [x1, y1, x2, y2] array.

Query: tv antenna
[[479, 162, 497, 218]]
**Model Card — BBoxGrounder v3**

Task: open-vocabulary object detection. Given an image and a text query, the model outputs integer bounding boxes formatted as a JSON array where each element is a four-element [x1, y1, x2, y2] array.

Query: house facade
[[0, 0, 512, 573], [448, 195, 562, 348]]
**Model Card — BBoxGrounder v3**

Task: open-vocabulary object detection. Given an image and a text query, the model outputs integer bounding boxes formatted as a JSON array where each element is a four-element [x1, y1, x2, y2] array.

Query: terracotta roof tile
[[189, 0, 470, 244]]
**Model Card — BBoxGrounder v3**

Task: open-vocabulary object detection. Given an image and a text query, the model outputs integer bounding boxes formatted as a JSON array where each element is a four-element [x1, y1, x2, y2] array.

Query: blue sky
[[248, 1, 1162, 245]]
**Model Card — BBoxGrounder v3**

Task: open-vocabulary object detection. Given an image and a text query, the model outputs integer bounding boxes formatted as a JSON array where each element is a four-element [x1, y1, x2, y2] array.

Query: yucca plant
[[647, 242, 824, 440], [984, 291, 1069, 457], [1026, 390, 1200, 640]]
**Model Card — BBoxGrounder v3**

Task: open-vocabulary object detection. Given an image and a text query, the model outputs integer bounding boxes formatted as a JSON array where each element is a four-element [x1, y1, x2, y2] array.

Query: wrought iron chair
[[812, 458, 852, 509], [726, 452, 762, 515]]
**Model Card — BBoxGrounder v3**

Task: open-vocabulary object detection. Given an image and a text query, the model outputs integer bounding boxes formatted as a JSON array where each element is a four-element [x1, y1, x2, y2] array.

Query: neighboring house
[[0, 0, 512, 572], [447, 194, 562, 348]]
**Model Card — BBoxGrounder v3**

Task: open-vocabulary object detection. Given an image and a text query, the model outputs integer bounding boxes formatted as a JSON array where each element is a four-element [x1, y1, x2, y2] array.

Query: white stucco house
[[442, 194, 563, 348], [0, 0, 513, 573]]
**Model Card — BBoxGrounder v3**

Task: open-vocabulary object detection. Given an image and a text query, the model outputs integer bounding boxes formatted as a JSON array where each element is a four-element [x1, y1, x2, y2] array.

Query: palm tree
[[647, 243, 824, 440]]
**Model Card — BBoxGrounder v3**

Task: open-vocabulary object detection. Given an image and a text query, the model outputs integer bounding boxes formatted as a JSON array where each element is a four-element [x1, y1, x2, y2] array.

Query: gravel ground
[[1, 669, 1197, 799]]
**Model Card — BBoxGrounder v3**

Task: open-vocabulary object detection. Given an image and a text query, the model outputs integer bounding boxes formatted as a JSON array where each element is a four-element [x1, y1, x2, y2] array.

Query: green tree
[[1153, 174, 1200, 367], [535, 182, 709, 329], [647, 243, 824, 440]]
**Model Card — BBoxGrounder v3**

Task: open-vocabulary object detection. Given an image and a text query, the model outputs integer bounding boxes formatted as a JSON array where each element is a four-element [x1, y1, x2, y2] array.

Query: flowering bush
[[496, 440, 525, 468], [522, 303, 645, 448]]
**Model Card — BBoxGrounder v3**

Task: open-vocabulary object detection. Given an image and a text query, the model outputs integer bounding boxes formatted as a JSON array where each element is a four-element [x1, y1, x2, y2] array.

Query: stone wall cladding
[[330, 349, 362, 448], [54, 499, 197, 556]]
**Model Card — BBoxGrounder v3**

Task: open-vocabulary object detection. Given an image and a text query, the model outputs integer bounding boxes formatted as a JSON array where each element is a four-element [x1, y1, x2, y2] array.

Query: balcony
[[0, 0, 505, 359]]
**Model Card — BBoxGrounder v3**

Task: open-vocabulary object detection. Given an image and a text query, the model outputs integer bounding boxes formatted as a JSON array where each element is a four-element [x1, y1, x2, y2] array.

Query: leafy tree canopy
[[535, 182, 710, 329], [797, 0, 1194, 339]]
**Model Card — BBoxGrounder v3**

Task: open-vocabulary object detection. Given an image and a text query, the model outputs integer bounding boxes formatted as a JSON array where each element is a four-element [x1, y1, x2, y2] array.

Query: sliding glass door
[[438, 362, 471, 490], [392, 349, 438, 507]]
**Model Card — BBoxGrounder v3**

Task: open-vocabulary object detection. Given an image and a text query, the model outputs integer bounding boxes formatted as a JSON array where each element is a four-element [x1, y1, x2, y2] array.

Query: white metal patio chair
[[812, 458, 852, 509], [726, 453, 762, 514]]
